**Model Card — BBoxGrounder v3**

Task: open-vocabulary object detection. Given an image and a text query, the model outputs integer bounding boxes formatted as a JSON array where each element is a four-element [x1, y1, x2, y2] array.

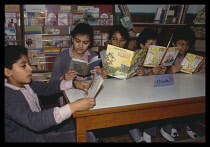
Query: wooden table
[[64, 73, 205, 142]]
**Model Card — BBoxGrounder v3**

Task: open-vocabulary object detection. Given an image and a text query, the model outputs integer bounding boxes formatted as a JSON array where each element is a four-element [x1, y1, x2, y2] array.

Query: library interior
[[4, 4, 205, 143]]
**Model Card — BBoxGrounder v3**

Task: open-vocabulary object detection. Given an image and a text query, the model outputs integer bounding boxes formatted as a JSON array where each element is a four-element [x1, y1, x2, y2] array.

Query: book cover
[[86, 72, 104, 98], [24, 26, 42, 34], [84, 7, 99, 25], [180, 53, 204, 74], [72, 13, 85, 25], [5, 27, 16, 45], [44, 48, 60, 70], [42, 35, 54, 47], [58, 12, 68, 25], [103, 44, 148, 80], [143, 45, 180, 67], [44, 26, 69, 34], [70, 56, 102, 77], [45, 13, 58, 26], [62, 35, 72, 48]]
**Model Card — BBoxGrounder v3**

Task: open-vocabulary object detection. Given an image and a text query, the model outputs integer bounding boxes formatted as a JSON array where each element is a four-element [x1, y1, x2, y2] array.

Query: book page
[[180, 53, 204, 74], [161, 47, 180, 66], [144, 45, 167, 67], [86, 72, 104, 98], [69, 59, 88, 76]]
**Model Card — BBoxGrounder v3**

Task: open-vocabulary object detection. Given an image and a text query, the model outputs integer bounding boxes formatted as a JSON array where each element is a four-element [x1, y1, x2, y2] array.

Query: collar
[[5, 78, 29, 90], [69, 45, 91, 60]]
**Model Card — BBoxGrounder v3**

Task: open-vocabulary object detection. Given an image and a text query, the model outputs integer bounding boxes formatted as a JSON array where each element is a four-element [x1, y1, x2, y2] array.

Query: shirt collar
[[5, 78, 29, 90], [69, 45, 91, 60]]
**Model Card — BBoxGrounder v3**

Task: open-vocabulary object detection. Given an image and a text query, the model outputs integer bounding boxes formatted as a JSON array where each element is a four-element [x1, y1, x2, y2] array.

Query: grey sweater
[[4, 80, 74, 142]]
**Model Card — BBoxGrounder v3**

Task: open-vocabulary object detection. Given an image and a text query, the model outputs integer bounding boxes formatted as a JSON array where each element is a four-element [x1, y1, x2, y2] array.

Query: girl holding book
[[160, 27, 205, 142]]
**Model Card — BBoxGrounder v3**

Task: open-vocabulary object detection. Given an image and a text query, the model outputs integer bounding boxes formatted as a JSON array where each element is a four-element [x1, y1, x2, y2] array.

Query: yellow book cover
[[103, 44, 147, 79], [180, 53, 204, 74]]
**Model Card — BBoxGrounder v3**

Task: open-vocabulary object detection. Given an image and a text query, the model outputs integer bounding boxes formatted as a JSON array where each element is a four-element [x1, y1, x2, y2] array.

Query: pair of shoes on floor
[[136, 132, 152, 143], [160, 126, 199, 142]]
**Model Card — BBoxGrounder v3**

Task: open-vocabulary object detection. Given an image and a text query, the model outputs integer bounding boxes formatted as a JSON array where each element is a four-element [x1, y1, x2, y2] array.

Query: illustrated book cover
[[143, 45, 180, 67], [70, 56, 102, 77], [180, 53, 204, 74], [86, 72, 104, 98], [103, 44, 148, 80]]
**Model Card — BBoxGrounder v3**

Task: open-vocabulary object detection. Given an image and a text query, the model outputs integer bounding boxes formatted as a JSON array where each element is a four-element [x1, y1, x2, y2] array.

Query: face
[[72, 34, 91, 57], [172, 40, 189, 55], [5, 55, 32, 88], [140, 39, 157, 48], [110, 31, 126, 48]]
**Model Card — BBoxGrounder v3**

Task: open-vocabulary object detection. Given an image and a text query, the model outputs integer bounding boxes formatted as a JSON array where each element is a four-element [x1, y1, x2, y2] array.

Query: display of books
[[69, 56, 102, 77], [85, 72, 104, 98], [103, 44, 148, 80], [180, 53, 204, 74], [143, 45, 180, 67]]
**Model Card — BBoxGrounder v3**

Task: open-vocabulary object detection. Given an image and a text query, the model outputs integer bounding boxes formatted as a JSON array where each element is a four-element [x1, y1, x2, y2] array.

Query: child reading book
[[4, 45, 97, 142], [136, 28, 167, 76], [160, 27, 204, 142], [50, 23, 101, 106]]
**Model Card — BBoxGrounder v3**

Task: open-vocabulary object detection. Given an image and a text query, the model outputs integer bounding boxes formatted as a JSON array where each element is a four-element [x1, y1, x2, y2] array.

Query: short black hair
[[171, 27, 195, 47], [71, 23, 94, 48], [5, 45, 28, 69], [108, 25, 130, 48], [137, 28, 158, 49]]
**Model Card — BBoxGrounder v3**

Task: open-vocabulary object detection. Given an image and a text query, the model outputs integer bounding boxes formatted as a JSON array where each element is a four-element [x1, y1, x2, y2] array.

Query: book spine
[[159, 48, 168, 65]]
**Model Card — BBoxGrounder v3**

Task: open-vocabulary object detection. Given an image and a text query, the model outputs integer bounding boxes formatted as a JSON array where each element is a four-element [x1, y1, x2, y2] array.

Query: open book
[[103, 44, 148, 80], [180, 53, 204, 74], [143, 45, 180, 67], [86, 72, 104, 98], [70, 56, 101, 76]]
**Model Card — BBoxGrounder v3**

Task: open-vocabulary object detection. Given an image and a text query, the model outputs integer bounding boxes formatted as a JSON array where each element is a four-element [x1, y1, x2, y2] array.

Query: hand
[[90, 66, 101, 74], [158, 66, 167, 75], [137, 66, 145, 76], [74, 80, 90, 91], [69, 98, 96, 113], [149, 65, 160, 75], [171, 64, 183, 73], [100, 67, 109, 79], [64, 69, 77, 80]]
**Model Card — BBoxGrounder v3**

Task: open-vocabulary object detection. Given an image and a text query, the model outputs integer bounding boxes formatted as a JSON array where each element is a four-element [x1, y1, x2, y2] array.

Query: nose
[[27, 64, 32, 71], [78, 42, 83, 48]]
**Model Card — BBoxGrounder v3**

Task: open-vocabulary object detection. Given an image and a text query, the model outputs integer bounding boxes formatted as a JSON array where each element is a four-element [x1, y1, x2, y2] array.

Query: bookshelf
[[5, 4, 115, 82]]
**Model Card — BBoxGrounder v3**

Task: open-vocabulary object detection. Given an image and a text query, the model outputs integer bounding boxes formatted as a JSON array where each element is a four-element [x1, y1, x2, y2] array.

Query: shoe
[[185, 126, 199, 138], [160, 127, 179, 142], [143, 132, 151, 143]]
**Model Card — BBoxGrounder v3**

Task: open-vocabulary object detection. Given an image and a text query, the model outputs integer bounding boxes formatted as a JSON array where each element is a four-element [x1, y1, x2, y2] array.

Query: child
[[98, 25, 130, 79], [4, 45, 97, 142], [136, 28, 167, 76], [50, 23, 101, 106], [128, 28, 167, 143], [160, 27, 203, 142]]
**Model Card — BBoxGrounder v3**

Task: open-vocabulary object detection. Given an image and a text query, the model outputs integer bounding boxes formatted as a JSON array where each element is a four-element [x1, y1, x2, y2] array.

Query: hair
[[5, 45, 28, 69], [108, 25, 130, 48], [171, 27, 195, 47], [137, 28, 158, 49], [71, 23, 94, 48]]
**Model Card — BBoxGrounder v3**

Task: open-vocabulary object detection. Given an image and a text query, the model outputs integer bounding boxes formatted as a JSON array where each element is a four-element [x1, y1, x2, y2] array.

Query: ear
[[140, 43, 144, 48], [4, 68, 11, 77]]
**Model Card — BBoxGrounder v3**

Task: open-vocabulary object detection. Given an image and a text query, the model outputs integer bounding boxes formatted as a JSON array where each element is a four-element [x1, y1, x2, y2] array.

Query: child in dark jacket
[[4, 45, 96, 142]]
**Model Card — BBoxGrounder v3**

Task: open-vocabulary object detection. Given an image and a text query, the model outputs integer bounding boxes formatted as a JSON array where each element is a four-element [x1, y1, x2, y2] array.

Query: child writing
[[136, 28, 167, 76], [4, 45, 97, 142], [160, 27, 204, 142]]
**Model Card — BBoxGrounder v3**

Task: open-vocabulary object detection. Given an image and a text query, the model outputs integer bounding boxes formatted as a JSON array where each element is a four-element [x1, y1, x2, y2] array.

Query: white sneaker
[[160, 127, 179, 142], [185, 126, 199, 138], [143, 132, 152, 143]]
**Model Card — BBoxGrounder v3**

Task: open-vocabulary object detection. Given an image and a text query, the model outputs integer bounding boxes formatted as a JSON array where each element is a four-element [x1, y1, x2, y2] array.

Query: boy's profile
[[4, 45, 96, 142]]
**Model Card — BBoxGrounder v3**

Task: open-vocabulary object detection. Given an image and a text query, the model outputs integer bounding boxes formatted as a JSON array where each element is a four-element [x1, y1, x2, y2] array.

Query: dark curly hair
[[71, 23, 94, 48], [171, 27, 195, 47], [5, 45, 28, 69], [108, 25, 130, 48], [137, 28, 158, 49]]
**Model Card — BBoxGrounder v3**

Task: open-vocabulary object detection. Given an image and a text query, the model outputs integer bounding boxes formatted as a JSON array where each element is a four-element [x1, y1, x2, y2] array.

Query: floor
[[102, 121, 205, 143]]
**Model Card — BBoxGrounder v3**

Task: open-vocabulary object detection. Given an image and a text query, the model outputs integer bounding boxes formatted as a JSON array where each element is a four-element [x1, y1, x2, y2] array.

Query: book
[[143, 45, 180, 67], [103, 44, 148, 80], [85, 72, 104, 98], [70, 56, 102, 77], [180, 53, 204, 74]]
